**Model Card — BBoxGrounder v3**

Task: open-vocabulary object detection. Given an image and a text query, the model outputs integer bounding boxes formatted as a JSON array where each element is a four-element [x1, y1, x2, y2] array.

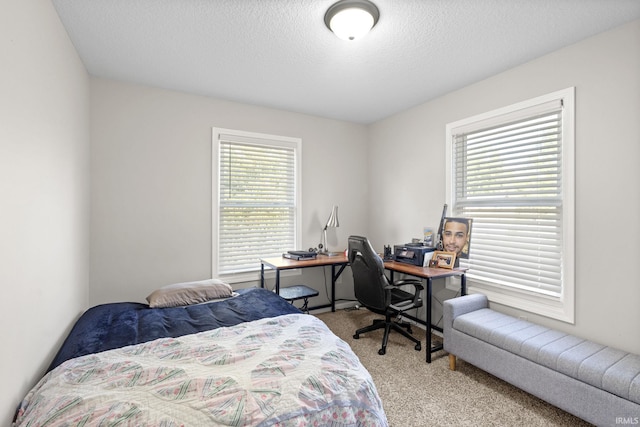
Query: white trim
[[212, 127, 302, 281], [445, 87, 575, 323], [222, 268, 302, 286]]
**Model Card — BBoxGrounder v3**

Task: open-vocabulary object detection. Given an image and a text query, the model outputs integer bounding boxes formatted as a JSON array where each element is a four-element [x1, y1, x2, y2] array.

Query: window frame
[[445, 88, 575, 323], [212, 127, 302, 284]]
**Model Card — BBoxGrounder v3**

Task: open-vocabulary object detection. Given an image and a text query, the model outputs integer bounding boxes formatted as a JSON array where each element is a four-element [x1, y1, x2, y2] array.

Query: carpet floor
[[314, 308, 592, 427]]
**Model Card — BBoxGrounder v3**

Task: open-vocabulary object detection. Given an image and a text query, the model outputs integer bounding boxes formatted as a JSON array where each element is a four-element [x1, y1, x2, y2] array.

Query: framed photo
[[431, 251, 456, 269], [439, 217, 473, 259]]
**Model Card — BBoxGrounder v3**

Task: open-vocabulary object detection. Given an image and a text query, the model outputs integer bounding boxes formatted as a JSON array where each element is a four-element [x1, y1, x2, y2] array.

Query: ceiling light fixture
[[324, 0, 380, 41]]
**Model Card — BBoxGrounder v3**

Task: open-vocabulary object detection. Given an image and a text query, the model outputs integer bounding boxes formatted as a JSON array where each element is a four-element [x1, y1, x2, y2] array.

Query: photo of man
[[442, 217, 472, 259]]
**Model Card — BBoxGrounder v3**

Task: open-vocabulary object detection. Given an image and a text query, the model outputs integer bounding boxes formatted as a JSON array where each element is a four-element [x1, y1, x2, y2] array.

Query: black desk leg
[[331, 265, 336, 312], [461, 273, 467, 295], [260, 263, 280, 294], [329, 263, 347, 312], [426, 277, 433, 363]]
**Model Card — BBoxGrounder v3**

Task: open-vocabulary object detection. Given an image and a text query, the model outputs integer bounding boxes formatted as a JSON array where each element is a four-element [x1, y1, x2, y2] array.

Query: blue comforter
[[47, 287, 300, 372]]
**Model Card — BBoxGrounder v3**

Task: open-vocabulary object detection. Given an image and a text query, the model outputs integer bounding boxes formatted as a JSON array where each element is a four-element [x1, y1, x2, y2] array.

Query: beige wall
[[4, 1, 638, 422], [89, 79, 367, 306], [369, 19, 640, 354], [0, 0, 90, 424]]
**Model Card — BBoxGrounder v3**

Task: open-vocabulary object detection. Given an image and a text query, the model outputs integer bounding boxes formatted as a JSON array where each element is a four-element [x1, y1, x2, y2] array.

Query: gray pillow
[[146, 278, 233, 308]]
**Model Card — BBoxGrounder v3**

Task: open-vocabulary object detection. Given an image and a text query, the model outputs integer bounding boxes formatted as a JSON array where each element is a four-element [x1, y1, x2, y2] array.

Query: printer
[[393, 243, 435, 267]]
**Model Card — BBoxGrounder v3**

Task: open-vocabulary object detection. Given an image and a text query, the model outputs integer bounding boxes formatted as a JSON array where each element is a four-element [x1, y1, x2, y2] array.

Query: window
[[212, 128, 301, 282], [445, 88, 575, 323]]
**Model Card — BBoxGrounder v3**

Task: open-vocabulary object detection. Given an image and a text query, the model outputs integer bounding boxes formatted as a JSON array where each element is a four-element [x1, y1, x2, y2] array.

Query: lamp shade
[[325, 205, 339, 228], [324, 0, 379, 41]]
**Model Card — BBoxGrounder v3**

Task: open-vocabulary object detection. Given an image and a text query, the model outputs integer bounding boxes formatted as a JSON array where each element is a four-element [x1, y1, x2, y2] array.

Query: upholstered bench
[[444, 294, 640, 426]]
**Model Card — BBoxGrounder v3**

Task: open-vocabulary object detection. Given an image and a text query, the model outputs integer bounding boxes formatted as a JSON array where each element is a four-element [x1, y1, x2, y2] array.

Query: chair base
[[353, 314, 422, 355]]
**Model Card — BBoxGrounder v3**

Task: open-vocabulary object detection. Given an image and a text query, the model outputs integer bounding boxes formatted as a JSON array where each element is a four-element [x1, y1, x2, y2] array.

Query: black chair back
[[348, 235, 389, 312]]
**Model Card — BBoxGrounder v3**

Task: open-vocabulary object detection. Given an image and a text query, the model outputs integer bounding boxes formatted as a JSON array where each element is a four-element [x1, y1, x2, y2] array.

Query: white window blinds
[[450, 99, 566, 297], [215, 129, 300, 276]]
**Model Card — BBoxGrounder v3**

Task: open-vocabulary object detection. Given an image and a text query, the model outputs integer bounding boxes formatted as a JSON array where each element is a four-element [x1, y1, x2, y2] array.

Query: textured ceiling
[[52, 0, 640, 124]]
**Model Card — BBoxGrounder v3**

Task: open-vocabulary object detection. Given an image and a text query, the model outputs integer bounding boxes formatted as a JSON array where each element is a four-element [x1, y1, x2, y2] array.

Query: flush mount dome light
[[324, 0, 380, 41]]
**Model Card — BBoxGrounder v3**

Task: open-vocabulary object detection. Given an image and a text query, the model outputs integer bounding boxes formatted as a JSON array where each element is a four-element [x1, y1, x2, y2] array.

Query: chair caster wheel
[[378, 348, 386, 355], [407, 327, 413, 334], [415, 343, 422, 351], [353, 334, 360, 339]]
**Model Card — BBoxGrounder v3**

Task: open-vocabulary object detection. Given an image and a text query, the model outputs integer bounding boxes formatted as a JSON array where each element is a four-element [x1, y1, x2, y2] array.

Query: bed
[[13, 285, 388, 426]]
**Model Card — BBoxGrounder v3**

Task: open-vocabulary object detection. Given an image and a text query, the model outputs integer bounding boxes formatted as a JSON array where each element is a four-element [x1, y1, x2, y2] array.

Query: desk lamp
[[319, 205, 341, 256]]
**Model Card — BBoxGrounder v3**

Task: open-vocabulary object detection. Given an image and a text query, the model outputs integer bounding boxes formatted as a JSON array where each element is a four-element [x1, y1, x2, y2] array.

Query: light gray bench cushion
[[453, 308, 640, 404]]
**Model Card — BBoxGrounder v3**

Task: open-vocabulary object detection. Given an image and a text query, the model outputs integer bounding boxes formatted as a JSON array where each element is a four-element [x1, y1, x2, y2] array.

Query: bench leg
[[449, 354, 457, 371]]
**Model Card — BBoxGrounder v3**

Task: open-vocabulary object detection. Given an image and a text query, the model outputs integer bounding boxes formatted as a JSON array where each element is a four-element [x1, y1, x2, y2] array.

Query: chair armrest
[[392, 279, 424, 290], [390, 279, 424, 307]]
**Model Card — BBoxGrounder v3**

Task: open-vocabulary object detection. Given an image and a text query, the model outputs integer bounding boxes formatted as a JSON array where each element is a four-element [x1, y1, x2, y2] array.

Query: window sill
[[219, 268, 302, 287], [446, 277, 574, 324]]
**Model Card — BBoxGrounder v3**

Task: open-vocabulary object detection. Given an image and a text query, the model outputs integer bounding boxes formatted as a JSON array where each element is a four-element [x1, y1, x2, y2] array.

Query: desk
[[260, 255, 349, 312], [383, 261, 467, 363], [260, 255, 466, 363]]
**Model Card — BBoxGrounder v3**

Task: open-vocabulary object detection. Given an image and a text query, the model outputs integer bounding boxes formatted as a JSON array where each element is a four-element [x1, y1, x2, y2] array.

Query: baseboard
[[309, 300, 357, 314]]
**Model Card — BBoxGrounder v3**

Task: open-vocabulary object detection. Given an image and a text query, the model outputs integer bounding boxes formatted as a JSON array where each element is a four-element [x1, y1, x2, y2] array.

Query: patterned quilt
[[14, 314, 388, 426]]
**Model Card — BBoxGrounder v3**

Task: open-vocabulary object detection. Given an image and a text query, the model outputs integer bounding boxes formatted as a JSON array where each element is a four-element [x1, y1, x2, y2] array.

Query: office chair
[[348, 235, 423, 355]]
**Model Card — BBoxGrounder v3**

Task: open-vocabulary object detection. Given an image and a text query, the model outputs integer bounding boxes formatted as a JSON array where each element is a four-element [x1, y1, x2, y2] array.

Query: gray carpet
[[314, 308, 592, 427]]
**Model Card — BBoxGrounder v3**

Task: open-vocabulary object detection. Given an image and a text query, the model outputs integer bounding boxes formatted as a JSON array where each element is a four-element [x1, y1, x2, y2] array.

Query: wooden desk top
[[261, 254, 348, 270], [382, 260, 467, 279], [261, 255, 466, 279]]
